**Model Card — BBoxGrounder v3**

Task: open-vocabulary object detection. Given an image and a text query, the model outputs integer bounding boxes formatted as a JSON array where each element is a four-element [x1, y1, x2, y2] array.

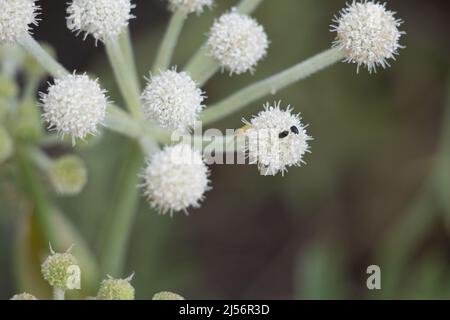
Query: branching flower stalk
[[152, 9, 187, 72], [2, 0, 405, 296], [201, 47, 345, 124]]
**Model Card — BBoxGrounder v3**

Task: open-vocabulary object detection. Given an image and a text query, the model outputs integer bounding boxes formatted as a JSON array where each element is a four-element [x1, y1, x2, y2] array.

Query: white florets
[[0, 0, 39, 44], [142, 144, 210, 215], [66, 0, 135, 42], [168, 0, 213, 15], [141, 69, 205, 131], [331, 1, 404, 73], [207, 9, 269, 75], [41, 74, 109, 144], [243, 102, 311, 176]]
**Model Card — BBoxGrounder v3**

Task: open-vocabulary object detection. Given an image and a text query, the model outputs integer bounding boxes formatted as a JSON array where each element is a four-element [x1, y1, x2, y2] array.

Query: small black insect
[[278, 130, 289, 139], [290, 126, 299, 134]]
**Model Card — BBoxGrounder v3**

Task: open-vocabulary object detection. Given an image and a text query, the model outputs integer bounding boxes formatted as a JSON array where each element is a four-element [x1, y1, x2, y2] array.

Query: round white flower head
[[40, 74, 109, 144], [207, 9, 269, 75], [141, 69, 205, 131], [243, 102, 311, 176], [168, 0, 213, 15], [0, 0, 39, 44], [10, 292, 38, 300], [331, 1, 404, 73], [143, 144, 210, 215], [66, 0, 135, 42]]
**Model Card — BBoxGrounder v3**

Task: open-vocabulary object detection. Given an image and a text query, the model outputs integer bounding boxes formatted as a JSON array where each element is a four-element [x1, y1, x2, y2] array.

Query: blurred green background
[[1, 0, 450, 299]]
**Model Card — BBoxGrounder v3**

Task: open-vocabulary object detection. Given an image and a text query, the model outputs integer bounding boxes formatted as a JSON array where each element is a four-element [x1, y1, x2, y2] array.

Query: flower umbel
[[207, 8, 269, 75], [168, 0, 213, 15], [0, 0, 39, 44], [331, 1, 404, 73], [142, 69, 205, 131], [40, 73, 109, 144], [243, 102, 311, 176], [66, 0, 135, 43], [142, 144, 210, 215]]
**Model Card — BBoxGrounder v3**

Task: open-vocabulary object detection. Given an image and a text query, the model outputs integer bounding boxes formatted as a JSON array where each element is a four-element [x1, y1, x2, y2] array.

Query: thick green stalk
[[184, 0, 265, 85], [184, 47, 219, 86], [201, 47, 345, 124], [18, 33, 69, 78], [105, 37, 142, 118], [16, 147, 58, 247], [99, 142, 144, 277], [153, 10, 187, 72]]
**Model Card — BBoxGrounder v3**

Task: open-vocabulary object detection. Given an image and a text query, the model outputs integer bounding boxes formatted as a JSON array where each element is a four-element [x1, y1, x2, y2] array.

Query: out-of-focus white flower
[[207, 9, 269, 75], [168, 0, 213, 15], [0, 0, 39, 44], [49, 155, 87, 196], [243, 101, 311, 176], [141, 69, 205, 131], [40, 74, 109, 144], [331, 1, 404, 73], [142, 144, 210, 215], [66, 0, 135, 43]]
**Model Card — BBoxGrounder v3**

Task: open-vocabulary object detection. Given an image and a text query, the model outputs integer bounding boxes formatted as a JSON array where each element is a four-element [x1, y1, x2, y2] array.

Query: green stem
[[184, 47, 220, 86], [104, 37, 142, 118], [53, 288, 65, 300], [153, 10, 187, 73], [201, 47, 345, 124], [237, 0, 265, 14], [99, 142, 144, 277], [18, 33, 69, 78], [183, 0, 264, 85], [118, 28, 141, 93], [16, 147, 58, 247]]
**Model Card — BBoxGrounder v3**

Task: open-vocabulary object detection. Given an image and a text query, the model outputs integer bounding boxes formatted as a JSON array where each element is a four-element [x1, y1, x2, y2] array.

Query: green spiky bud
[[10, 292, 38, 300], [97, 275, 135, 300], [41, 246, 80, 290], [0, 126, 13, 164], [152, 291, 185, 300], [50, 155, 87, 195]]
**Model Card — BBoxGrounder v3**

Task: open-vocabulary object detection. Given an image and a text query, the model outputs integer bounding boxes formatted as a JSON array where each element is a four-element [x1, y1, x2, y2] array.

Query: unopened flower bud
[[41, 246, 79, 290], [49, 155, 87, 196], [152, 291, 185, 300], [10, 292, 38, 300], [97, 275, 135, 300]]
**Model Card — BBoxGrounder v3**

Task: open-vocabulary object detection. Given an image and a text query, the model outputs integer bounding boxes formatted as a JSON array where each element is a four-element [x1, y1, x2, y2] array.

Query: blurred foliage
[[1, 0, 450, 299]]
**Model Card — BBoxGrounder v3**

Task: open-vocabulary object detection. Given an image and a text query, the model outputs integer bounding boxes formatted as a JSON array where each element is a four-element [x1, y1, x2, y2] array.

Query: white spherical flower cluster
[[143, 144, 210, 215], [142, 69, 205, 131], [0, 0, 39, 44], [207, 9, 269, 75], [331, 1, 404, 73], [66, 0, 135, 42], [243, 102, 311, 176], [40, 74, 109, 144], [168, 0, 213, 15]]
